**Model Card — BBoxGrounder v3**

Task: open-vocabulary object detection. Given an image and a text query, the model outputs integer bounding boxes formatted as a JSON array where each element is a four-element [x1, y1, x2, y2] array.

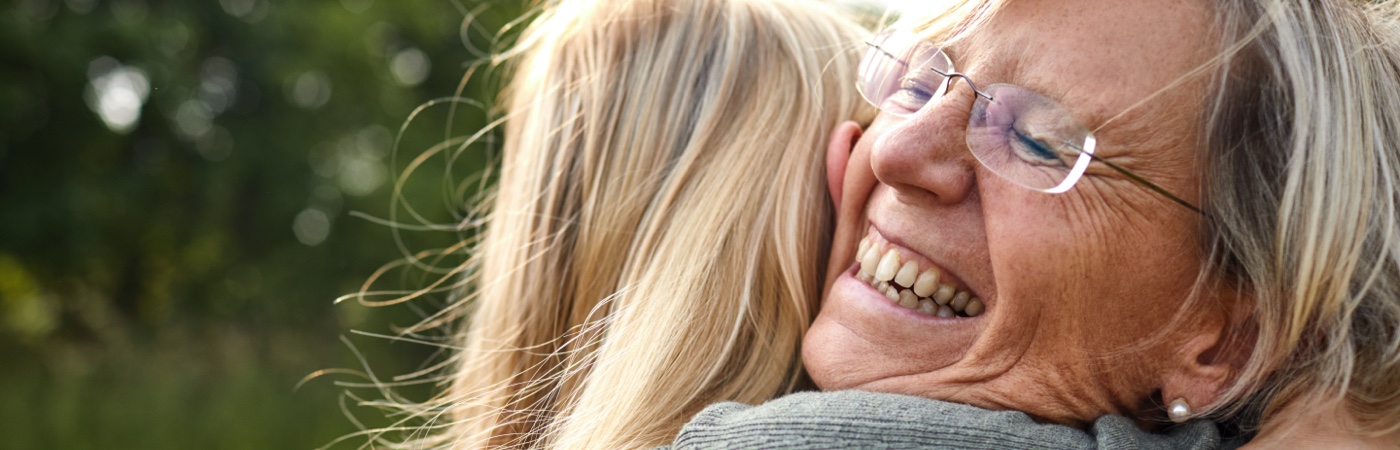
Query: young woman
[[407, 0, 873, 448]]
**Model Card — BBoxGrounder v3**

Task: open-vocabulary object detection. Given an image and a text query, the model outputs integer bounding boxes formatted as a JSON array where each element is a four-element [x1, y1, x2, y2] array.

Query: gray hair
[[1203, 0, 1400, 436], [902, 0, 1400, 435]]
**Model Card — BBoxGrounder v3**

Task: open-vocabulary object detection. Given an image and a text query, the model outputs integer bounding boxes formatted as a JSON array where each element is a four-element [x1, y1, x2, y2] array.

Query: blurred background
[[0, 0, 526, 448]]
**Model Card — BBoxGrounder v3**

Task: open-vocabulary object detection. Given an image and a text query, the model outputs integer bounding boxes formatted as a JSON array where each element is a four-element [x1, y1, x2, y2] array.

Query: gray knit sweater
[[662, 390, 1238, 449]]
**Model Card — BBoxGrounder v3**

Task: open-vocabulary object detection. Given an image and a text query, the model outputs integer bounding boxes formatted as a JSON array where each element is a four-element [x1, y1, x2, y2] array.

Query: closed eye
[[1012, 129, 1061, 164], [887, 75, 940, 114]]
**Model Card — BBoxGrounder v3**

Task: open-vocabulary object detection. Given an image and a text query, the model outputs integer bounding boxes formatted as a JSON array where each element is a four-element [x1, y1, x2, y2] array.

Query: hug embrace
[[378, 0, 1400, 448]]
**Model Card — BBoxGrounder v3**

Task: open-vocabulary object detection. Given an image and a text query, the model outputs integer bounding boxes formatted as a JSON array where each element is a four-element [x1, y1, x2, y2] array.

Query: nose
[[868, 87, 979, 207]]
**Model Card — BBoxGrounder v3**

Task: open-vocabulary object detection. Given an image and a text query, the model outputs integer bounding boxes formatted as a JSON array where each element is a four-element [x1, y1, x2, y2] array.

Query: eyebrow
[[943, 25, 1174, 149]]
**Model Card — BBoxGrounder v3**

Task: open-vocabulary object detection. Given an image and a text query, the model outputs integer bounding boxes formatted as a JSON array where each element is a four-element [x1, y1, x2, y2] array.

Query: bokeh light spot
[[199, 57, 240, 113], [0, 254, 58, 340], [390, 47, 431, 86], [218, 0, 267, 22], [355, 125, 392, 159], [84, 57, 151, 135], [174, 99, 213, 139], [159, 23, 191, 56], [64, 0, 95, 14], [293, 208, 332, 246], [338, 158, 387, 197], [287, 71, 332, 110], [340, 0, 373, 14]]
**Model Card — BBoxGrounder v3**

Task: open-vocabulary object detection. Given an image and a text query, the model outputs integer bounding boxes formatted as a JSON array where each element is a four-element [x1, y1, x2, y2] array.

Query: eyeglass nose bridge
[[930, 66, 995, 103]]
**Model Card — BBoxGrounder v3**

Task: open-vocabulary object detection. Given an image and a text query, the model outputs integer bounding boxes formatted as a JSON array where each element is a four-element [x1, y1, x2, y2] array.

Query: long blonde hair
[[903, 0, 1400, 438], [422, 0, 872, 448]]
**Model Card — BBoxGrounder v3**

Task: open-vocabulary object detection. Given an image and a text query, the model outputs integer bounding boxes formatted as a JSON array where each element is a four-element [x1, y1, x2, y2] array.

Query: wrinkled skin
[[806, 0, 1242, 427]]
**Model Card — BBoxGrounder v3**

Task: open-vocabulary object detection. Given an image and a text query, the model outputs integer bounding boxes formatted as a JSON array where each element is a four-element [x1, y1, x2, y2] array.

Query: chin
[[802, 271, 979, 392]]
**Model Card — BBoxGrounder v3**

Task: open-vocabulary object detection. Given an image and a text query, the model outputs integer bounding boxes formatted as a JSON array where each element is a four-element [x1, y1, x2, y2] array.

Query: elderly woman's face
[[805, 0, 1230, 424]]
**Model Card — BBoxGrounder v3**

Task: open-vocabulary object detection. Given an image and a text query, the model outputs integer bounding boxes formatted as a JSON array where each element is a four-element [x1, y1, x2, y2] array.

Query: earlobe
[[1161, 332, 1232, 421], [1161, 294, 1254, 422], [826, 121, 863, 208]]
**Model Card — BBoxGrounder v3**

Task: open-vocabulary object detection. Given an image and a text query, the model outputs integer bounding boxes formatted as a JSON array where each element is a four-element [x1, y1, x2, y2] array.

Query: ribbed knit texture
[[662, 390, 1237, 449]]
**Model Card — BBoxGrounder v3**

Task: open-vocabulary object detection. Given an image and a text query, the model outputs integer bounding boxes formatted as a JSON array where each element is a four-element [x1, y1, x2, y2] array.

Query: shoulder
[[669, 390, 1230, 450]]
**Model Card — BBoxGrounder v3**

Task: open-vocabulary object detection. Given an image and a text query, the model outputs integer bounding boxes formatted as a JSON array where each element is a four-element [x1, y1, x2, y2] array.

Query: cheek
[[825, 126, 884, 285], [981, 187, 1201, 350], [980, 191, 1088, 348], [981, 186, 1082, 301]]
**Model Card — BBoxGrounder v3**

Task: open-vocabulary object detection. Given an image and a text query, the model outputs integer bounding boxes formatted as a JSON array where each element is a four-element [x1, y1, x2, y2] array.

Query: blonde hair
[[902, 0, 1400, 438], [407, 0, 875, 448]]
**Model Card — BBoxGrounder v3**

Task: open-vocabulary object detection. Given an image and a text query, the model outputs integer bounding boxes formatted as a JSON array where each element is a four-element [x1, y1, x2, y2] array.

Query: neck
[[1242, 399, 1399, 449]]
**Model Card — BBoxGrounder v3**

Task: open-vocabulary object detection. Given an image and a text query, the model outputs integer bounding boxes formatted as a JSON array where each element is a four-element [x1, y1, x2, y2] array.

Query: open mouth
[[854, 230, 985, 318]]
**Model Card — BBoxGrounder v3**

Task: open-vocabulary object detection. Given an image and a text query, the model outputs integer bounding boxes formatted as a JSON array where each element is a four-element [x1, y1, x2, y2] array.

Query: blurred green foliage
[[0, 0, 524, 448]]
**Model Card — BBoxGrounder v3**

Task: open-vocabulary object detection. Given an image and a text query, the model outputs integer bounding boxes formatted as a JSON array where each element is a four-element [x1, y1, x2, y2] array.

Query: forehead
[[945, 0, 1216, 137]]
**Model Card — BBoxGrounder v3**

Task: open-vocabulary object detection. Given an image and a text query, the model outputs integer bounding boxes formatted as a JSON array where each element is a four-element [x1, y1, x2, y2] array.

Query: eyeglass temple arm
[[864, 42, 909, 69], [1073, 147, 1205, 214]]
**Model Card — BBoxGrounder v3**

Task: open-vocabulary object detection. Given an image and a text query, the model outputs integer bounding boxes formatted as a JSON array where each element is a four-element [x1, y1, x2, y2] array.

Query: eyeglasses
[[857, 29, 1203, 214]]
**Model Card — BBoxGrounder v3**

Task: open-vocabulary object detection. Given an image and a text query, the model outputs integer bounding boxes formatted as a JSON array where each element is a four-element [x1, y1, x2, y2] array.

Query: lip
[[841, 263, 960, 321], [829, 266, 985, 344]]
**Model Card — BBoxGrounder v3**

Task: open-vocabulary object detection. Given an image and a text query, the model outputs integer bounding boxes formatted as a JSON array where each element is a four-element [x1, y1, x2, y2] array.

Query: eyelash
[[1012, 129, 1060, 162]]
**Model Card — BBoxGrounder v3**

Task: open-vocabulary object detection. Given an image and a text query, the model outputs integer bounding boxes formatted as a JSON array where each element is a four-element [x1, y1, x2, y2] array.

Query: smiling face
[[805, 0, 1238, 426]]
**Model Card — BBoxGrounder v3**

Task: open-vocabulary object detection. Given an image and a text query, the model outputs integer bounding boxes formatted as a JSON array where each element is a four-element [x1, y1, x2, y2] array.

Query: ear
[[826, 121, 863, 208], [1161, 291, 1254, 422]]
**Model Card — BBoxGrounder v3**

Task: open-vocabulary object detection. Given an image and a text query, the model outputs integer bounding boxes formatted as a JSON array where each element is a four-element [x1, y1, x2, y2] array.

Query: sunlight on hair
[[325, 0, 877, 448]]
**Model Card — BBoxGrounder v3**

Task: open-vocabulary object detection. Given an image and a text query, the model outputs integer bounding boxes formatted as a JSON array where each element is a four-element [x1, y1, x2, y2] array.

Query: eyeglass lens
[[858, 29, 1097, 194]]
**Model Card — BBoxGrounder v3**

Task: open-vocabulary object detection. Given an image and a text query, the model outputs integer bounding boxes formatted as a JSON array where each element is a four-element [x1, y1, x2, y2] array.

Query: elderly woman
[[668, 0, 1400, 447]]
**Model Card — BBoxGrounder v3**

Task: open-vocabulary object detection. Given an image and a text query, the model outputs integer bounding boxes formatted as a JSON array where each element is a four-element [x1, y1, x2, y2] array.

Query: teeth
[[860, 245, 880, 276], [912, 269, 939, 297], [855, 236, 985, 319], [894, 261, 918, 287], [950, 291, 970, 312], [932, 284, 955, 305], [964, 298, 985, 317], [898, 290, 919, 309], [917, 299, 936, 315], [875, 249, 900, 282]]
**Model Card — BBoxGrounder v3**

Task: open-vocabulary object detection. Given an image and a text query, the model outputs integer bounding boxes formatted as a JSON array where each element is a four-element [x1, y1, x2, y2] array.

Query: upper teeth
[[855, 237, 985, 318], [933, 285, 955, 305], [894, 261, 918, 287], [860, 244, 880, 275], [913, 270, 939, 297], [875, 249, 900, 282]]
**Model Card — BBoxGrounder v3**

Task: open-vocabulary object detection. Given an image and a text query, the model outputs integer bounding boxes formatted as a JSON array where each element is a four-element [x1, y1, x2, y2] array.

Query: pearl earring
[[1167, 398, 1192, 423]]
